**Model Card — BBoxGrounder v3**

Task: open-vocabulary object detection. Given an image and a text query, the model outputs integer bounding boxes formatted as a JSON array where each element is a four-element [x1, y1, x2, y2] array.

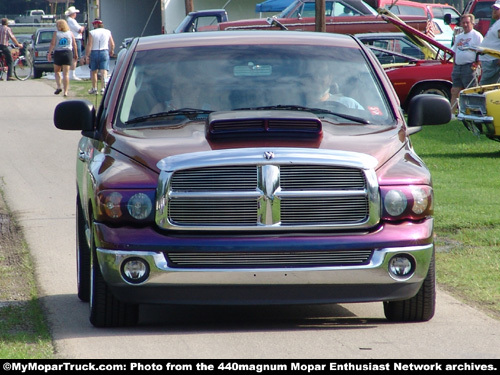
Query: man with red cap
[[84, 18, 115, 94]]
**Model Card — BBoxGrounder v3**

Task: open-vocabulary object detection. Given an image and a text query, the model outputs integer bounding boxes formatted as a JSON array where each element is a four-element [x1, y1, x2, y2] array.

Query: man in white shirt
[[451, 14, 483, 110], [65, 6, 84, 81], [479, 1, 500, 85]]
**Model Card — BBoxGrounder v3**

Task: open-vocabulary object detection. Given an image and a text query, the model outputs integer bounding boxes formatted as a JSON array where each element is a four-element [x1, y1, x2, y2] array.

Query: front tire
[[89, 219, 139, 327], [76, 197, 91, 302], [383, 252, 436, 322]]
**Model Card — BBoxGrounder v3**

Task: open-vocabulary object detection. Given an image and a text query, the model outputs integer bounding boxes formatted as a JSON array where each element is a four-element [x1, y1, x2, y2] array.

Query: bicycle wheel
[[0, 58, 6, 81], [14, 56, 32, 81]]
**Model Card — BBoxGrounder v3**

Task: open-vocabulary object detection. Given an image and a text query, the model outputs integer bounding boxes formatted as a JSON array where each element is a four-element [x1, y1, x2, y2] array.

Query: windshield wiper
[[233, 105, 369, 124], [126, 108, 213, 125]]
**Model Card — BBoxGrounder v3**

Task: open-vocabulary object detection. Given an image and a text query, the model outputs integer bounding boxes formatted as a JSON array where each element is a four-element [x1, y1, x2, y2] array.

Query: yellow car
[[458, 47, 500, 141]]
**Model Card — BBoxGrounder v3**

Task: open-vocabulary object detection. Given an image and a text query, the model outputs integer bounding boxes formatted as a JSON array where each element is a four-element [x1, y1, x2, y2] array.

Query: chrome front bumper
[[95, 244, 433, 305]]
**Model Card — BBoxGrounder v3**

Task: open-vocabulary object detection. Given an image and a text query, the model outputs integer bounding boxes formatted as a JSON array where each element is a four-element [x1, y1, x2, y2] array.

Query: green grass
[[411, 120, 500, 318], [0, 189, 53, 359]]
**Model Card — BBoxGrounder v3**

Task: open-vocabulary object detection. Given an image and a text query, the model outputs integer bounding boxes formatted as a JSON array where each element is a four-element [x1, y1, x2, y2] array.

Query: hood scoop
[[206, 110, 322, 140]]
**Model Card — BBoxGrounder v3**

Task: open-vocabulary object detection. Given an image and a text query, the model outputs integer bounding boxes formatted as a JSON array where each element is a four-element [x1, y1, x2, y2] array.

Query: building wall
[[97, 0, 161, 49], [95, 0, 269, 47]]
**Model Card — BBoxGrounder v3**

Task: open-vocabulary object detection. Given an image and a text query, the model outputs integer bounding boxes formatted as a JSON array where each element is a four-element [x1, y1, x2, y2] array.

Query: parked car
[[376, 0, 460, 24], [457, 47, 500, 141], [463, 0, 495, 36], [31, 28, 55, 78], [378, 10, 455, 109], [431, 18, 454, 48], [175, 0, 430, 34], [53, 30, 451, 327]]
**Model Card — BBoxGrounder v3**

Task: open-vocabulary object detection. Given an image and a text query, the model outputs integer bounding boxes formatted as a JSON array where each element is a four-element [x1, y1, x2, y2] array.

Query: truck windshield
[[117, 44, 393, 127]]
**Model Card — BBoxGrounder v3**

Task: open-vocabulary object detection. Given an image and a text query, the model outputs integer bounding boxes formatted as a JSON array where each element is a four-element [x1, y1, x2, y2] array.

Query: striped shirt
[[0, 25, 15, 46]]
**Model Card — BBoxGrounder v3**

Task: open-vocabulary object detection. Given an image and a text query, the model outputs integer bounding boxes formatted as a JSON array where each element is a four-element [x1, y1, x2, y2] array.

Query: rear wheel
[[383, 252, 436, 322], [14, 56, 32, 80], [0, 59, 6, 80], [413, 83, 450, 100], [406, 83, 450, 110], [33, 66, 43, 79], [89, 218, 139, 327]]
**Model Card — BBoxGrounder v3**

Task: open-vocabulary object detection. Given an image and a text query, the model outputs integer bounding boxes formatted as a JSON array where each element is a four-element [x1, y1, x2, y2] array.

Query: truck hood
[[107, 117, 407, 174]]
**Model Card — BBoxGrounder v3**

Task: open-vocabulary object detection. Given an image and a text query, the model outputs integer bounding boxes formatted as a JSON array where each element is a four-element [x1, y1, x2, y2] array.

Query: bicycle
[[0, 42, 33, 81]]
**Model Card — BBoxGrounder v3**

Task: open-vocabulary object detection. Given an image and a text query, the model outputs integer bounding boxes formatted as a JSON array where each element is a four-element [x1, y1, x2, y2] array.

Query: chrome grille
[[280, 165, 365, 190], [156, 148, 380, 231], [167, 250, 373, 268], [459, 93, 486, 115], [281, 196, 368, 225], [171, 166, 256, 191], [169, 198, 257, 225]]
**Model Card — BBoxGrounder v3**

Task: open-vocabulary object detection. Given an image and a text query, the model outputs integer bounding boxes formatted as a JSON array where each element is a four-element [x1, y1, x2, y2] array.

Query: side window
[[190, 16, 219, 32], [474, 3, 495, 19], [397, 5, 427, 17], [384, 5, 401, 15], [334, 4, 362, 16], [40, 32, 53, 43], [372, 40, 390, 50], [431, 7, 444, 19], [301, 3, 316, 17], [301, 1, 334, 17]]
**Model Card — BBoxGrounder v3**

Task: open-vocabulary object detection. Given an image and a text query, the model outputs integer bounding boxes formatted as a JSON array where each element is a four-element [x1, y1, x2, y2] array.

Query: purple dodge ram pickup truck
[[54, 30, 451, 327]]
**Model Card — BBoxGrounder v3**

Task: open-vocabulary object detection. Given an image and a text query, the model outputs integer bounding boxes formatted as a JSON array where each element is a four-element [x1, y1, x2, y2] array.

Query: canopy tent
[[255, 0, 294, 13]]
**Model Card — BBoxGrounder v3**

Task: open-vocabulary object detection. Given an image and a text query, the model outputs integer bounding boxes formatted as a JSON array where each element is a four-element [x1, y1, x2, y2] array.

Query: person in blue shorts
[[84, 18, 115, 94]]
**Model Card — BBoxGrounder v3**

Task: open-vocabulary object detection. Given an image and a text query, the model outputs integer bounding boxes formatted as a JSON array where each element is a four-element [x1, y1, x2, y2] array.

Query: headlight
[[382, 186, 433, 221], [103, 192, 122, 218], [384, 189, 407, 217], [412, 187, 429, 215], [127, 193, 153, 220], [97, 190, 154, 222]]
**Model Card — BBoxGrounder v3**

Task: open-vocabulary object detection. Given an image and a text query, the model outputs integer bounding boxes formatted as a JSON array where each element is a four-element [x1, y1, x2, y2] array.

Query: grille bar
[[167, 250, 373, 268]]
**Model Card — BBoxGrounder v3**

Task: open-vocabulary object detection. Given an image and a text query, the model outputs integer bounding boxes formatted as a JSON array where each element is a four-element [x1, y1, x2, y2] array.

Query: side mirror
[[54, 100, 95, 131], [407, 94, 451, 127], [266, 16, 288, 30]]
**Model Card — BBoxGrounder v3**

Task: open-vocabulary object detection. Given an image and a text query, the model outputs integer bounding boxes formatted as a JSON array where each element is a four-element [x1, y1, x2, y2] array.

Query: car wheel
[[33, 67, 43, 79], [383, 251, 436, 322], [414, 83, 450, 99], [76, 196, 91, 302], [89, 217, 139, 328]]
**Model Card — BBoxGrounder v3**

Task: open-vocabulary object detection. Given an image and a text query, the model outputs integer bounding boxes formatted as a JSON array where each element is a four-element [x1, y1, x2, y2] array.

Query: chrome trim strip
[[157, 148, 378, 172], [457, 114, 494, 123]]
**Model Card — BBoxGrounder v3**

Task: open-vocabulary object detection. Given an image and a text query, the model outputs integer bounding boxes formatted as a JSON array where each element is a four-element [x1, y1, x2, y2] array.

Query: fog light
[[121, 258, 150, 284], [388, 254, 415, 280]]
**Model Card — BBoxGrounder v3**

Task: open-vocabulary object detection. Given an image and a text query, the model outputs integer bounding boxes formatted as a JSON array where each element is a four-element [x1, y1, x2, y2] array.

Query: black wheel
[[89, 217, 139, 327], [413, 83, 450, 100], [14, 56, 32, 80], [383, 251, 436, 322], [0, 59, 6, 81], [33, 67, 43, 79], [76, 196, 91, 302]]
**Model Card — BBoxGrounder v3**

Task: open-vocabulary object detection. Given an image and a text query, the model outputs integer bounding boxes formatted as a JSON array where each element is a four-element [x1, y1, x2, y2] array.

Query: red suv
[[463, 0, 495, 36]]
